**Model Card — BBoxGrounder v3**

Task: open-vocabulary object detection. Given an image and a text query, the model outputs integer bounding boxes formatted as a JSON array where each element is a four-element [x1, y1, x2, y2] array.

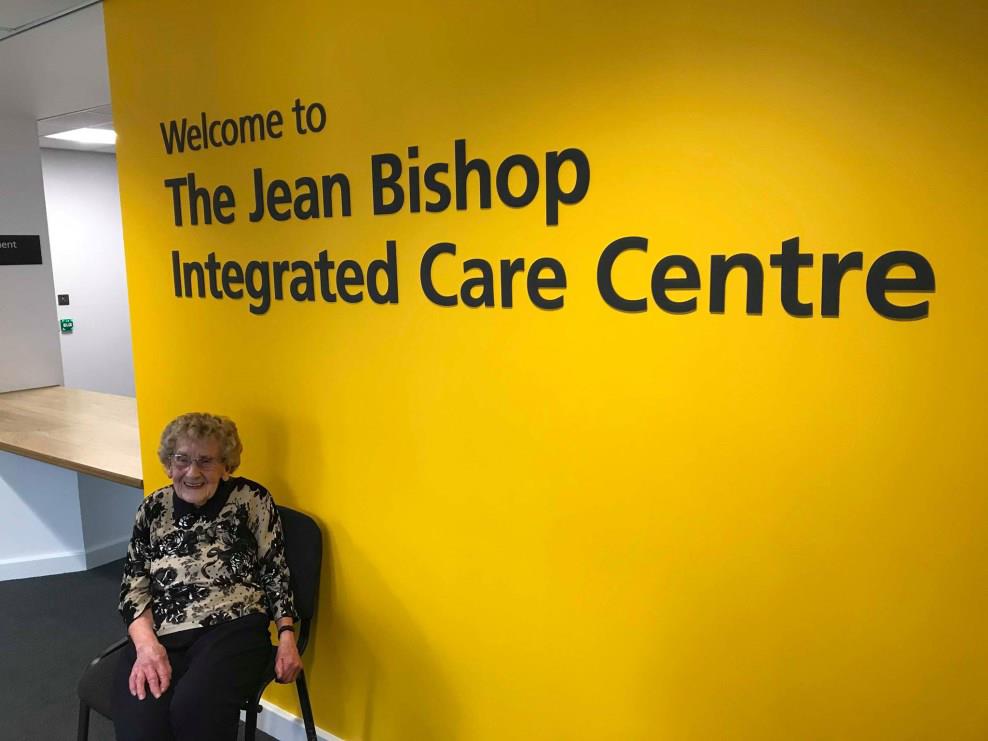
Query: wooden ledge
[[0, 386, 143, 488]]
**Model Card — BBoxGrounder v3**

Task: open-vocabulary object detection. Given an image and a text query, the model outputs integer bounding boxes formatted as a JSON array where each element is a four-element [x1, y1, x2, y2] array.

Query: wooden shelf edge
[[0, 440, 143, 490]]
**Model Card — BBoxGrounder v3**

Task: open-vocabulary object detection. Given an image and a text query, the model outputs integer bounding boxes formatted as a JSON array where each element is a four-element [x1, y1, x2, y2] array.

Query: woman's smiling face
[[168, 436, 228, 507]]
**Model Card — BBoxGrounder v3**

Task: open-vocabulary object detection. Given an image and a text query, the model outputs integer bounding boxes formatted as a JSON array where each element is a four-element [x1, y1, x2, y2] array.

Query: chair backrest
[[278, 506, 323, 627]]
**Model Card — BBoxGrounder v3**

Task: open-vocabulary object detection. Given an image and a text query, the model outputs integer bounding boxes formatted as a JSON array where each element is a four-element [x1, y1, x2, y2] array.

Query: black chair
[[77, 506, 323, 741]]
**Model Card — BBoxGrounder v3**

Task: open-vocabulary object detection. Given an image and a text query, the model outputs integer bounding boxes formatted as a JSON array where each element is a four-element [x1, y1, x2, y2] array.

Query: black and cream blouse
[[119, 477, 298, 636]]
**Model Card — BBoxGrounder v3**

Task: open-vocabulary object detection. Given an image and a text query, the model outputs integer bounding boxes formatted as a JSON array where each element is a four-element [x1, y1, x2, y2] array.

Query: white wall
[[0, 450, 84, 579], [42, 148, 135, 397], [0, 451, 142, 581], [78, 471, 142, 568], [0, 115, 64, 393]]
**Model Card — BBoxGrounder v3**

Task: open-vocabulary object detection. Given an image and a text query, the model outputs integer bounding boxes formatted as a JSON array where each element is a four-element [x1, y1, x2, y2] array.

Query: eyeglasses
[[170, 453, 219, 471]]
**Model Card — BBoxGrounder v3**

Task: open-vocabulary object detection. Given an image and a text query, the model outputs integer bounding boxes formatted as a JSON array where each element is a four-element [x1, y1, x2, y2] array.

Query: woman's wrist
[[128, 610, 160, 649], [277, 623, 295, 637], [133, 634, 163, 654]]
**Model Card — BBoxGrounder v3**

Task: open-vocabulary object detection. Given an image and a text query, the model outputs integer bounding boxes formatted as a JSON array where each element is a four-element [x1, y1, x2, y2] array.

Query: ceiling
[[38, 103, 115, 153], [0, 1, 114, 152], [0, 0, 95, 39]]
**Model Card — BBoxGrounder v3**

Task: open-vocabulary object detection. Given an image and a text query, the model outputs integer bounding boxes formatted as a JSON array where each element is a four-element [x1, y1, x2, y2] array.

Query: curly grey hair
[[157, 412, 243, 473]]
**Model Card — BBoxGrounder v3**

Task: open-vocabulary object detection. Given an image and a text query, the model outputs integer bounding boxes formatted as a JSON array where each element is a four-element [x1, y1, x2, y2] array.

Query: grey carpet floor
[[0, 559, 276, 741]]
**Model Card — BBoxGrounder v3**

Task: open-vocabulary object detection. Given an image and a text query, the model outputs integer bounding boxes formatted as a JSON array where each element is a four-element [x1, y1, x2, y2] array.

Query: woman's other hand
[[275, 631, 302, 683], [129, 639, 172, 700], [126, 608, 171, 700]]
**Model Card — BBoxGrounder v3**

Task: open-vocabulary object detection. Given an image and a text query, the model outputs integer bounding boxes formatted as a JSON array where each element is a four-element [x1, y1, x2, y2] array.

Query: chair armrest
[[79, 636, 130, 717], [91, 637, 129, 665]]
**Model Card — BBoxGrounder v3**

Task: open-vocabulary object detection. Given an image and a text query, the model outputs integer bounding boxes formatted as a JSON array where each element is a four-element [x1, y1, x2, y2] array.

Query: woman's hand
[[127, 608, 171, 700], [129, 639, 172, 700], [275, 631, 302, 683]]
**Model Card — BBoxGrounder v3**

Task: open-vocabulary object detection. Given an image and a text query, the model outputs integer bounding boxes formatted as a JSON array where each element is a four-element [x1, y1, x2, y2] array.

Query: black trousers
[[112, 613, 272, 741]]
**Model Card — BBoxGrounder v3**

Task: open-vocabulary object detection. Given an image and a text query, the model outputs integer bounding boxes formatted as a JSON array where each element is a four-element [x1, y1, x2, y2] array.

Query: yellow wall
[[104, 1, 987, 738]]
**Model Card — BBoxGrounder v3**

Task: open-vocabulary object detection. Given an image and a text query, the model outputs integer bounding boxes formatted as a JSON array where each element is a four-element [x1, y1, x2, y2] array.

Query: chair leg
[[296, 670, 317, 741], [77, 702, 90, 741], [244, 703, 259, 741]]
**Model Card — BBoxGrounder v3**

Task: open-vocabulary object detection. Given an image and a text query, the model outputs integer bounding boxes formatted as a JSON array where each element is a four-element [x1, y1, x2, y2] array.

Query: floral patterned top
[[119, 477, 298, 636]]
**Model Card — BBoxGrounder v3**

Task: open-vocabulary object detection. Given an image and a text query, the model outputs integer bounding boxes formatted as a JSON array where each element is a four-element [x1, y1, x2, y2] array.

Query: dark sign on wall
[[0, 235, 42, 266]]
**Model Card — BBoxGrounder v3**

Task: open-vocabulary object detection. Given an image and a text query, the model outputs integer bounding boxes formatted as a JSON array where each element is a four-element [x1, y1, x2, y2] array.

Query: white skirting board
[[0, 536, 129, 581], [0, 549, 88, 581], [241, 699, 342, 741]]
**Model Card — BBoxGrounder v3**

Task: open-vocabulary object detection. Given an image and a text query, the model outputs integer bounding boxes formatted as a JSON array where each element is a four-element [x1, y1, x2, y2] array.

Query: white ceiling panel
[[0, 2, 109, 120], [0, 0, 94, 37], [38, 103, 115, 152]]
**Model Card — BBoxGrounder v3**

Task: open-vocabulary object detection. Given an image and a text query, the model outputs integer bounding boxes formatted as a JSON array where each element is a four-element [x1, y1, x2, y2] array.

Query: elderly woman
[[113, 412, 302, 741]]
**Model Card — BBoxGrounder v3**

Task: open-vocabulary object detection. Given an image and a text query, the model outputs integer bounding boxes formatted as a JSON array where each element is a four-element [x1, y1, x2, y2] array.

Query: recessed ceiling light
[[45, 128, 117, 145]]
